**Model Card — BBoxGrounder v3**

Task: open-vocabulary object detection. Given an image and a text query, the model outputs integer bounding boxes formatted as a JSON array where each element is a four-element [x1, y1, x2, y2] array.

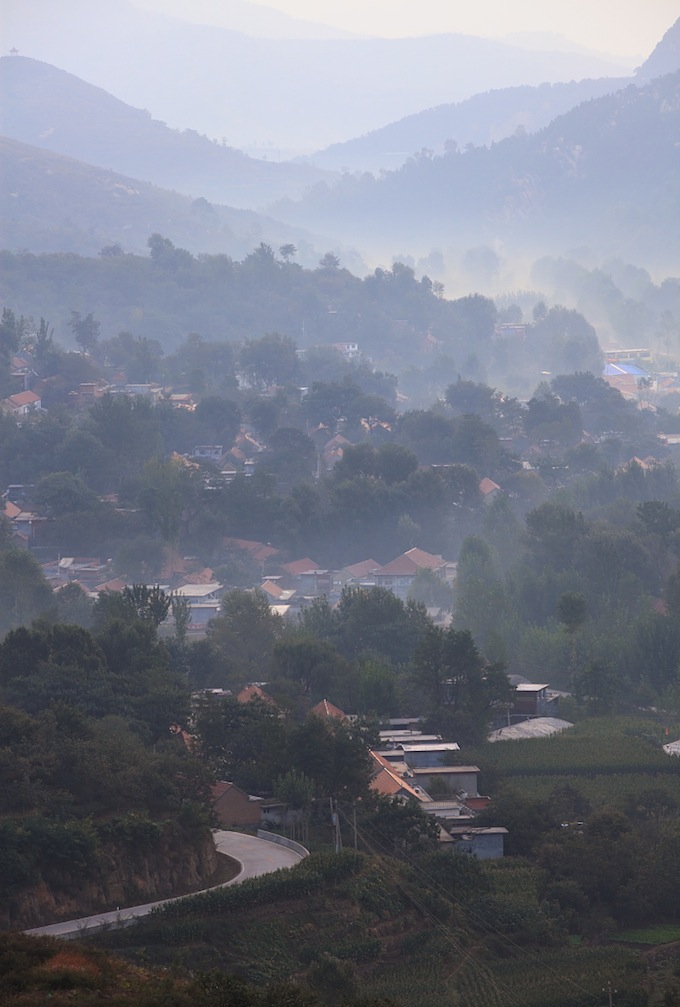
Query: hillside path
[[24, 830, 304, 939]]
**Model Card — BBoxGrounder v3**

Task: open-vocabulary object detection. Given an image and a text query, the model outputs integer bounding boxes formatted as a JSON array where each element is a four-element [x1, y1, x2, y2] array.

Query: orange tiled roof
[[282, 557, 319, 576], [7, 390, 40, 407], [181, 567, 215, 585], [223, 538, 280, 563], [344, 559, 380, 578], [310, 699, 347, 721], [377, 547, 444, 577], [236, 684, 277, 706], [479, 477, 501, 495]]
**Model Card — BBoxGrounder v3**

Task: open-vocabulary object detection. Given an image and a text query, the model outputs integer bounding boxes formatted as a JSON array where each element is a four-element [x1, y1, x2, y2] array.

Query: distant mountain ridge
[[273, 71, 680, 272], [308, 77, 630, 174], [2, 0, 631, 151], [0, 56, 332, 209], [310, 17, 680, 175], [0, 135, 357, 268], [131, 0, 359, 39]]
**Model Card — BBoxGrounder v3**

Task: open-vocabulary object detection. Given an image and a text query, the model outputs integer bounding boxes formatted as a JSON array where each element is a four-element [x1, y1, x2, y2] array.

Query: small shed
[[448, 826, 508, 859], [410, 765, 480, 795], [399, 743, 461, 768], [212, 782, 263, 828]]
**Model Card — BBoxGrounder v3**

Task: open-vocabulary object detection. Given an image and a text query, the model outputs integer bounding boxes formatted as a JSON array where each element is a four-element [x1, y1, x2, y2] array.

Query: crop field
[[479, 717, 679, 777], [470, 716, 680, 810], [455, 946, 645, 1006], [614, 924, 680, 945]]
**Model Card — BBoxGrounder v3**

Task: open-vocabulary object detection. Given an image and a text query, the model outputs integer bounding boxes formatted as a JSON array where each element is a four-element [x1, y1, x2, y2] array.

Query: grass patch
[[614, 924, 680, 945]]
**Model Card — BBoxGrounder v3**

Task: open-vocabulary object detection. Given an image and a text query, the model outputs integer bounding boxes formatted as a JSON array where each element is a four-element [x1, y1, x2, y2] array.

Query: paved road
[[24, 830, 304, 939]]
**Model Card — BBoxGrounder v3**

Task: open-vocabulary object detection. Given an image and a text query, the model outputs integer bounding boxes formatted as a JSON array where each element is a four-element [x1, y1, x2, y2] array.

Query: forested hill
[[0, 56, 332, 209], [0, 136, 352, 267], [0, 241, 470, 361], [274, 71, 680, 271], [309, 77, 629, 174]]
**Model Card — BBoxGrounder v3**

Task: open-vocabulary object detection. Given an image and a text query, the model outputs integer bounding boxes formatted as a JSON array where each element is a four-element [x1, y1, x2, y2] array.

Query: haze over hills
[[272, 70, 680, 274], [309, 17, 680, 175], [2, 0, 630, 153], [132, 0, 359, 39], [309, 78, 630, 174], [0, 56, 333, 210], [0, 136, 357, 268]]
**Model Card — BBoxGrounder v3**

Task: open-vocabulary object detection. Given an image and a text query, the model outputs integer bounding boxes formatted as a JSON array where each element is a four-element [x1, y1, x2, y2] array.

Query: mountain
[[0, 136, 357, 268], [131, 0, 359, 39], [271, 72, 680, 272], [0, 56, 333, 209], [636, 16, 680, 79], [308, 77, 629, 174], [2, 0, 630, 152]]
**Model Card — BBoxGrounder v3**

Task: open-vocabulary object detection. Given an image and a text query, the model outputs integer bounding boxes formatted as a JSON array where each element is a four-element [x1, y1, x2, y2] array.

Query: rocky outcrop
[[3, 822, 217, 931]]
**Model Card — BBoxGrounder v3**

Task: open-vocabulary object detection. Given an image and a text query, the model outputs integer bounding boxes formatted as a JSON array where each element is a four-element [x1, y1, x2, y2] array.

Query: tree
[[208, 589, 283, 683], [287, 716, 372, 801], [0, 623, 112, 717], [121, 584, 172, 627], [33, 471, 101, 518], [319, 252, 340, 270], [279, 243, 297, 262], [361, 796, 439, 856], [573, 660, 619, 715], [68, 310, 100, 353], [525, 502, 586, 572], [52, 582, 93, 628], [136, 457, 200, 545], [194, 396, 241, 446], [193, 694, 287, 792], [238, 333, 300, 390], [171, 595, 192, 644], [115, 535, 166, 582], [414, 625, 513, 744], [0, 550, 53, 634], [445, 379, 498, 421], [272, 637, 347, 700], [334, 587, 429, 666], [87, 394, 162, 483], [557, 591, 588, 675], [408, 568, 455, 610]]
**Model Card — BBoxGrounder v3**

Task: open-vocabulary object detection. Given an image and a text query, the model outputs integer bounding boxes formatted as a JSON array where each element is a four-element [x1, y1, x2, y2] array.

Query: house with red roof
[[374, 547, 452, 600], [1, 389, 42, 416], [310, 699, 347, 721], [236, 684, 278, 707]]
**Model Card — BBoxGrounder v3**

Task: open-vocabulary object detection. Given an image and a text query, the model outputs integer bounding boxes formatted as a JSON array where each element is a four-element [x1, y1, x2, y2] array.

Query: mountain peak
[[636, 17, 680, 79]]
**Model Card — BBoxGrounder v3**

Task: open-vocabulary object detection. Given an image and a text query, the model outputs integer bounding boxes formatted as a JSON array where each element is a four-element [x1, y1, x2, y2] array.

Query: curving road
[[24, 830, 305, 939]]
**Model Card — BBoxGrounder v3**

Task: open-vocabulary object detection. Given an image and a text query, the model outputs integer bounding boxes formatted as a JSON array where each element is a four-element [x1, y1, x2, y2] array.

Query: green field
[[471, 715, 680, 810], [615, 924, 680, 945]]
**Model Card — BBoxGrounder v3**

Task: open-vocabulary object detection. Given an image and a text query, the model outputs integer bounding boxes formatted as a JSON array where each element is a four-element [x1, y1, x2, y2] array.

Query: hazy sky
[[134, 0, 677, 60]]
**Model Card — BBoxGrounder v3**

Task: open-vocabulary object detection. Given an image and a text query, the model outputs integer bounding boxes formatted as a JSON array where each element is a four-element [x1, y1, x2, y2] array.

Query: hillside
[[0, 136, 355, 267], [309, 77, 630, 174], [2, 0, 630, 152], [90, 848, 649, 1006], [637, 15, 680, 79], [0, 56, 333, 209], [273, 71, 680, 272]]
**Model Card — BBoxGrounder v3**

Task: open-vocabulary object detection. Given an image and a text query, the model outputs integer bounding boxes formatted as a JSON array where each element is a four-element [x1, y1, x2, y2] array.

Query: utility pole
[[603, 981, 616, 1007], [329, 797, 342, 853]]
